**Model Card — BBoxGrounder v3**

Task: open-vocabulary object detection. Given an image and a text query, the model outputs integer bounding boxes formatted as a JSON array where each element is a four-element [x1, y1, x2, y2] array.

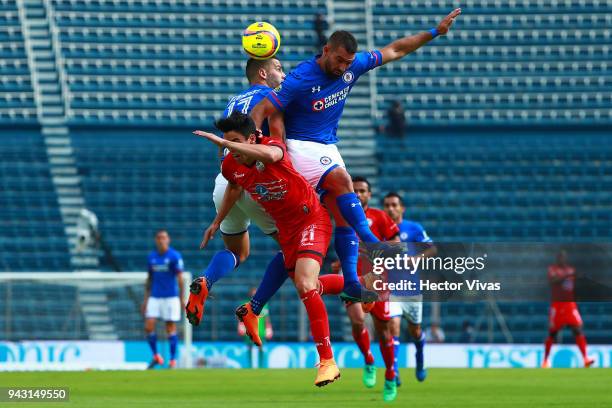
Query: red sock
[[352, 327, 374, 365], [575, 334, 588, 359], [379, 337, 396, 380], [318, 274, 344, 295], [300, 289, 333, 360], [544, 336, 554, 361]]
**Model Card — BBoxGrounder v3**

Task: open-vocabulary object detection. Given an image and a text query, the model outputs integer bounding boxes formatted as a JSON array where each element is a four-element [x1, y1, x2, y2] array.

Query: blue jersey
[[266, 50, 383, 144], [398, 220, 434, 255], [147, 247, 183, 298], [224, 84, 271, 136]]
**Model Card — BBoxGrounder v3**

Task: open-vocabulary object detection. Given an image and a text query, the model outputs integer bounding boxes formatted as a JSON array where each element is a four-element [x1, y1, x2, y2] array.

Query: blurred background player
[[186, 58, 287, 326], [383, 192, 437, 385], [142, 229, 184, 369], [238, 287, 274, 368], [333, 176, 400, 401], [542, 250, 595, 368], [250, 9, 461, 302], [195, 112, 340, 387]]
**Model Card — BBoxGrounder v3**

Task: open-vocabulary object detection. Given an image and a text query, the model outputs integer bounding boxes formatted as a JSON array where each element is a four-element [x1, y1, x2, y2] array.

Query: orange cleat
[[361, 302, 375, 313], [185, 277, 209, 326], [147, 353, 164, 370], [541, 359, 550, 368], [169, 359, 177, 369], [315, 358, 341, 387], [235, 303, 262, 346], [584, 358, 595, 368]]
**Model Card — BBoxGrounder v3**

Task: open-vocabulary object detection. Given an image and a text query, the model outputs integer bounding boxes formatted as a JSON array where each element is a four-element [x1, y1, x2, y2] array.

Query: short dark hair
[[352, 176, 371, 192], [214, 111, 256, 138], [245, 58, 274, 83], [155, 229, 168, 237], [383, 192, 404, 206], [327, 30, 358, 54]]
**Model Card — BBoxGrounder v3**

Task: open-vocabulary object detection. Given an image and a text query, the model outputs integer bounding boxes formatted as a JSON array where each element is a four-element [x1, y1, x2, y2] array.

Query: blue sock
[[147, 332, 157, 355], [415, 332, 425, 368], [336, 193, 380, 243], [250, 252, 287, 315], [169, 333, 178, 360], [393, 336, 400, 374], [334, 226, 360, 286], [203, 249, 239, 290]]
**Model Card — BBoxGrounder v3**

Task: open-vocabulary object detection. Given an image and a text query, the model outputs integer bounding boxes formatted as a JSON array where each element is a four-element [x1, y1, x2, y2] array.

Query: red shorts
[[549, 302, 583, 331], [279, 209, 332, 272], [345, 300, 390, 322]]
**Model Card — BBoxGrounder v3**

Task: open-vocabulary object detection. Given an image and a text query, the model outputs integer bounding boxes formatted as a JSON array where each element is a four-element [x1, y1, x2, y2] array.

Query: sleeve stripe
[[268, 92, 284, 108]]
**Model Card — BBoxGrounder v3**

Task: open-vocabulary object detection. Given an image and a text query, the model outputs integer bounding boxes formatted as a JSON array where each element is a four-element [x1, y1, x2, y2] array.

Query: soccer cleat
[[584, 358, 595, 368], [169, 359, 177, 369], [314, 358, 341, 387], [235, 303, 262, 347], [340, 281, 379, 303], [185, 277, 209, 326], [361, 302, 375, 314], [383, 378, 398, 402], [541, 359, 550, 368], [415, 348, 427, 382], [147, 354, 164, 370], [362, 364, 377, 388]]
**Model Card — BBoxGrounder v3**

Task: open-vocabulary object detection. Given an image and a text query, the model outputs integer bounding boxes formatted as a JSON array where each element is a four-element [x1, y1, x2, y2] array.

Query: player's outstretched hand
[[200, 222, 220, 249], [437, 8, 461, 35], [193, 130, 227, 147]]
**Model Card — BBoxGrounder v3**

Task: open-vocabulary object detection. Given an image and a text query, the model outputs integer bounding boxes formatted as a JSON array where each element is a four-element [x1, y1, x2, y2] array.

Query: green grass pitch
[[1, 368, 610, 407]]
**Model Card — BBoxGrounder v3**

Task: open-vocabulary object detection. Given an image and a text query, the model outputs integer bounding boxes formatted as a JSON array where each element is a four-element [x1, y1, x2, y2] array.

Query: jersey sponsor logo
[[319, 156, 332, 165], [342, 71, 354, 84], [252, 180, 288, 201], [233, 172, 245, 179], [255, 161, 266, 172], [312, 98, 325, 111]]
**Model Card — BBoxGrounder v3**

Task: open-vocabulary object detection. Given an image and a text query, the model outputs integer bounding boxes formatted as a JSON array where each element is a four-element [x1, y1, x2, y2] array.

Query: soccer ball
[[242, 22, 281, 60]]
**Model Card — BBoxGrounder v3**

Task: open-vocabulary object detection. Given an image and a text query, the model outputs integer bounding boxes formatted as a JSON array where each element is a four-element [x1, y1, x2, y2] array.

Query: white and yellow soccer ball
[[242, 22, 281, 60]]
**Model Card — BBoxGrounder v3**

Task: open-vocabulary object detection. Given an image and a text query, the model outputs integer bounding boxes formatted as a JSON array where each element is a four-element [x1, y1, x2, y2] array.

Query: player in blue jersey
[[249, 8, 461, 302], [383, 192, 437, 385], [143, 229, 185, 369], [186, 58, 291, 326]]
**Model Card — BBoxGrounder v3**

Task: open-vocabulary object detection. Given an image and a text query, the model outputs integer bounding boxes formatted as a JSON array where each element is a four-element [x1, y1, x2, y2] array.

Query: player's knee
[[351, 321, 365, 332], [571, 326, 583, 336], [294, 276, 317, 296], [548, 329, 558, 338], [409, 324, 421, 339], [323, 167, 352, 194]]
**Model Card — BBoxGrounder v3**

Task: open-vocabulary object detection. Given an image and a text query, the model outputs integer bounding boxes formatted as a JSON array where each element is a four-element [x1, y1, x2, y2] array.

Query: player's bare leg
[[292, 257, 340, 387], [145, 318, 164, 369], [346, 302, 376, 388], [321, 171, 378, 302], [408, 322, 427, 381], [373, 316, 397, 402]]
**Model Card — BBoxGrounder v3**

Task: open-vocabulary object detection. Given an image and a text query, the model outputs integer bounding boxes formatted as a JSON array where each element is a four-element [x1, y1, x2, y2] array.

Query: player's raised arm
[[380, 8, 461, 65], [250, 98, 278, 131], [193, 130, 283, 164]]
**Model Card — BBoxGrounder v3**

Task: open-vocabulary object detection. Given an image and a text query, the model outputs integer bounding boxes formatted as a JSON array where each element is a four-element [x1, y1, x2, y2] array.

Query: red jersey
[[221, 137, 323, 236], [548, 264, 576, 302], [365, 207, 400, 241]]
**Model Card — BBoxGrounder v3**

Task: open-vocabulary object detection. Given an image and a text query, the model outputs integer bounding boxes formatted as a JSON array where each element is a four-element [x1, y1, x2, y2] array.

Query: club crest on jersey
[[400, 232, 408, 241], [342, 71, 354, 84], [320, 156, 332, 165], [367, 218, 373, 227], [312, 98, 325, 111], [255, 161, 266, 172]]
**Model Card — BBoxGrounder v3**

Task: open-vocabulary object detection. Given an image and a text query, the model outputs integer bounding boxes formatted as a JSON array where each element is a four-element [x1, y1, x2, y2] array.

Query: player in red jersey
[[194, 111, 340, 387], [332, 176, 399, 401], [542, 250, 595, 368]]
